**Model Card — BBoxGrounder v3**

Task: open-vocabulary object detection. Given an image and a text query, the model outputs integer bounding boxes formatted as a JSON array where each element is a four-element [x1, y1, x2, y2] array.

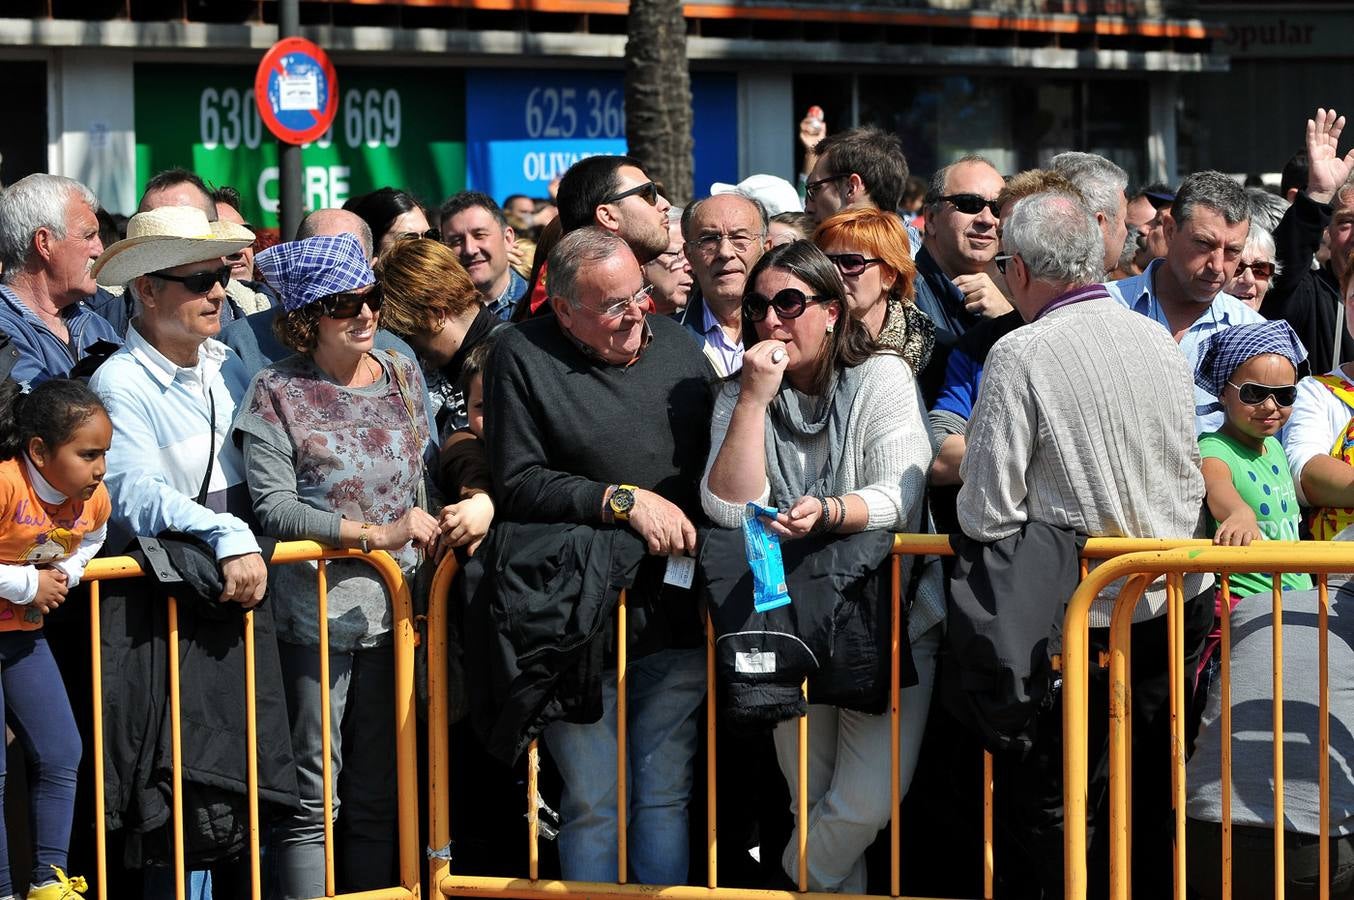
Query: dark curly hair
[[272, 304, 325, 354]]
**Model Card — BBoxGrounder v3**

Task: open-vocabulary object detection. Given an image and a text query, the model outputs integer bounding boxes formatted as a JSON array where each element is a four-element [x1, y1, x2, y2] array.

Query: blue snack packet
[[744, 502, 791, 613]]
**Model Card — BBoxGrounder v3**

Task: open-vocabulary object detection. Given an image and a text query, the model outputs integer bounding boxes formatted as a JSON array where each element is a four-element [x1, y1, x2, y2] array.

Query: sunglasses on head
[[826, 253, 883, 277], [319, 285, 384, 319], [602, 181, 659, 207], [1227, 380, 1297, 407], [152, 266, 231, 294], [744, 287, 829, 323], [1235, 260, 1276, 279], [937, 193, 1001, 217]]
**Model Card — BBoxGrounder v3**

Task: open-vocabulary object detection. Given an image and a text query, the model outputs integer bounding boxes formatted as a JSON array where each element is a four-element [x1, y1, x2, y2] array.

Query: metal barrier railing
[[81, 540, 421, 900], [1060, 541, 1354, 900], [425, 533, 1219, 900]]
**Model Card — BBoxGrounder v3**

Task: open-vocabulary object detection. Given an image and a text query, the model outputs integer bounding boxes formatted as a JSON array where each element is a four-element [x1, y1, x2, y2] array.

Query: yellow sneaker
[[25, 867, 86, 900]]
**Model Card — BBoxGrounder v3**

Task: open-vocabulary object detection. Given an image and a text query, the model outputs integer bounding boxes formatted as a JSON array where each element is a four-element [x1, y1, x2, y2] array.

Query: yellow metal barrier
[[81, 540, 421, 900], [426, 533, 1221, 900], [1060, 541, 1354, 900]]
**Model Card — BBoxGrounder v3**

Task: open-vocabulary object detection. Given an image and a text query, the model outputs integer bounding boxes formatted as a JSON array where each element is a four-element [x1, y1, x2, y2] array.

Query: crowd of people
[[0, 102, 1351, 900]]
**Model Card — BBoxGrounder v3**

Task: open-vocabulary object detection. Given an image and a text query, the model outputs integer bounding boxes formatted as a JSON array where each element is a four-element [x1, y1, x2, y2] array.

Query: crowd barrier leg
[[796, 678, 808, 893], [1271, 576, 1286, 898], [427, 556, 460, 896], [889, 553, 901, 899], [527, 740, 540, 881], [1319, 575, 1331, 900], [1168, 575, 1186, 900], [705, 615, 717, 891], [1219, 578, 1233, 900], [167, 594, 186, 898], [244, 610, 262, 899], [318, 559, 337, 897], [89, 580, 108, 900]]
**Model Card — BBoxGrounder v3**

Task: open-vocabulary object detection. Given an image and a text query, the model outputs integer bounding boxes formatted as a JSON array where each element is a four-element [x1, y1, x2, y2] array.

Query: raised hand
[[1305, 108, 1354, 203]]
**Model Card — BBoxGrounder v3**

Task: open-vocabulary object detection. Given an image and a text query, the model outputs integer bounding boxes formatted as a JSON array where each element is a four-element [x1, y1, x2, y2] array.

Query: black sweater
[[484, 313, 715, 653], [1264, 192, 1353, 371]]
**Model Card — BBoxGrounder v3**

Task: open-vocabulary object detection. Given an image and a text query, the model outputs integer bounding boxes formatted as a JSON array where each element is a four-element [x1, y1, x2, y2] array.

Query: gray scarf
[[763, 361, 870, 507]]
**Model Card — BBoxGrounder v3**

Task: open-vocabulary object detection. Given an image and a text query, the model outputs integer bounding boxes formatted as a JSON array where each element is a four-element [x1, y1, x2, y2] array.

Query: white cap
[[709, 174, 803, 217]]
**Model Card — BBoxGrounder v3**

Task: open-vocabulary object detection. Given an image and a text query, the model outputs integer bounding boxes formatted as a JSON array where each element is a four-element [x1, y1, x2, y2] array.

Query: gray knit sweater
[[957, 298, 1211, 627], [701, 352, 945, 641]]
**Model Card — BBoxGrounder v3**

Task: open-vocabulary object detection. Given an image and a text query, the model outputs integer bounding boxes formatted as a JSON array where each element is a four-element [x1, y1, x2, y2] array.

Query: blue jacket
[[911, 246, 980, 406], [0, 285, 121, 387]]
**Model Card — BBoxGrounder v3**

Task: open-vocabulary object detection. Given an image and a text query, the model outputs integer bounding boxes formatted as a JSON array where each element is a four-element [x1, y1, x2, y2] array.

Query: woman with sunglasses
[[343, 186, 437, 259], [815, 207, 934, 376], [1223, 226, 1281, 312], [701, 240, 943, 893], [234, 233, 444, 898]]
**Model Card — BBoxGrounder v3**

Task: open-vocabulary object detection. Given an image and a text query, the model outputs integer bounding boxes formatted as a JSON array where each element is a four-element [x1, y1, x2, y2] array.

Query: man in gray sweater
[[958, 191, 1212, 898]]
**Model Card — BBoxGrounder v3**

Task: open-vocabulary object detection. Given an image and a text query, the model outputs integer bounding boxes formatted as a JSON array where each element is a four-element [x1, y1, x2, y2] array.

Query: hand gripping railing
[[81, 541, 421, 900]]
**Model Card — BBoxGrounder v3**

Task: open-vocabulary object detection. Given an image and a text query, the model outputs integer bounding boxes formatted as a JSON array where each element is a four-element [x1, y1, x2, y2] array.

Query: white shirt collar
[[22, 453, 68, 504], [125, 321, 228, 389]]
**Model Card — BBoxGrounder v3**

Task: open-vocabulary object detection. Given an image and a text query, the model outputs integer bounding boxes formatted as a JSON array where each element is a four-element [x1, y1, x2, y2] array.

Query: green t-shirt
[[1198, 432, 1312, 599]]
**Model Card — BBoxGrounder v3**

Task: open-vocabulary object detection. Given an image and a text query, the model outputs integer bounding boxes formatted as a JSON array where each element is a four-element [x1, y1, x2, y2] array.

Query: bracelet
[[358, 522, 373, 553], [830, 496, 845, 532], [810, 495, 830, 535]]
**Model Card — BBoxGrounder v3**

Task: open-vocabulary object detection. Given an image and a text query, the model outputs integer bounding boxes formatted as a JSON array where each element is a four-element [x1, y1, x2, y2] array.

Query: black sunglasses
[[319, 285, 384, 319], [938, 193, 1001, 218], [745, 287, 829, 322], [602, 181, 659, 207], [995, 253, 1015, 276], [826, 253, 883, 277], [152, 266, 231, 294], [1227, 380, 1297, 407]]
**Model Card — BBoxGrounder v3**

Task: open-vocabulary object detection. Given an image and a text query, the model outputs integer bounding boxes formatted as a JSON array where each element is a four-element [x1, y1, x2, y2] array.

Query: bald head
[[297, 208, 375, 260]]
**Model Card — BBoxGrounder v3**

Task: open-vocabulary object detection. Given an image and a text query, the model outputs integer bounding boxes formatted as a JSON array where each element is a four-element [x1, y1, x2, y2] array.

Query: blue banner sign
[[465, 69, 738, 203]]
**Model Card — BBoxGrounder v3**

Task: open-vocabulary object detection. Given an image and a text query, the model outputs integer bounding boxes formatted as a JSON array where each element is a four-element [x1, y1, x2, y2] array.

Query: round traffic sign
[[254, 37, 338, 145]]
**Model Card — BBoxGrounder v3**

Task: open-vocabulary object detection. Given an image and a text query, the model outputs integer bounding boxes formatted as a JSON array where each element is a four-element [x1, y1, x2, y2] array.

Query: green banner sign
[[134, 63, 466, 228]]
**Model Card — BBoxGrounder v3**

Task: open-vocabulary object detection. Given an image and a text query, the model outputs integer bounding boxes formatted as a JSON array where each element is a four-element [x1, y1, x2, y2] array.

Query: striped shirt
[[958, 297, 1210, 626]]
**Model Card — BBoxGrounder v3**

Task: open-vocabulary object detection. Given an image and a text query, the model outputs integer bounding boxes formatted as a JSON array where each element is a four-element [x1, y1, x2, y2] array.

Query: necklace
[[363, 353, 379, 386]]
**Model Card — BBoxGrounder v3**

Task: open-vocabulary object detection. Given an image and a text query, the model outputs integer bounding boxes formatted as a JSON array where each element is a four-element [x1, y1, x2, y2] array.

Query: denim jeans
[[0, 630, 81, 896], [544, 646, 706, 885], [273, 641, 396, 899], [771, 623, 940, 893]]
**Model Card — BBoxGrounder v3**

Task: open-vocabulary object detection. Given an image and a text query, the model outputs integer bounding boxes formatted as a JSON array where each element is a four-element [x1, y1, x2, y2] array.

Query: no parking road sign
[[254, 37, 338, 145]]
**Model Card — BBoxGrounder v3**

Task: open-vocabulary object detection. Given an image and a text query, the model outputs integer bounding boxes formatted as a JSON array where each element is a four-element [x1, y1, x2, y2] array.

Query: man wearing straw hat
[[87, 206, 267, 606]]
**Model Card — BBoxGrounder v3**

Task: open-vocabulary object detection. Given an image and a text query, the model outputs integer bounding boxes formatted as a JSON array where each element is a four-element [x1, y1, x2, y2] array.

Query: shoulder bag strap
[[196, 387, 216, 507]]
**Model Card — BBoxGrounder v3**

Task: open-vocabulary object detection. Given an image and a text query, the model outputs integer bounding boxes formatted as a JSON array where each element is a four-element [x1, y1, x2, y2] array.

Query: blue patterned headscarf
[[254, 233, 375, 312], [1195, 321, 1308, 407]]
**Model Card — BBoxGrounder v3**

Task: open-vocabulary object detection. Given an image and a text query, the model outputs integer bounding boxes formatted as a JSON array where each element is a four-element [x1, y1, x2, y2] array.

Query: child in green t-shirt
[[1195, 321, 1310, 599]]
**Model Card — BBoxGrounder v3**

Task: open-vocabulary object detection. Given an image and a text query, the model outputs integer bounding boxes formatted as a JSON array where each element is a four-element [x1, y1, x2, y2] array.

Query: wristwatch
[[359, 522, 373, 553], [608, 484, 638, 522]]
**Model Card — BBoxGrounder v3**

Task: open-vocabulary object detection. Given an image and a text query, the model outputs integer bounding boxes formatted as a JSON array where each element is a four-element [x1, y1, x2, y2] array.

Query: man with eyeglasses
[[1265, 107, 1354, 371], [0, 173, 120, 387], [803, 126, 922, 254], [438, 190, 527, 321], [913, 154, 1010, 403], [483, 226, 712, 885], [1106, 170, 1263, 433], [960, 191, 1209, 899], [556, 155, 671, 264], [678, 193, 771, 376]]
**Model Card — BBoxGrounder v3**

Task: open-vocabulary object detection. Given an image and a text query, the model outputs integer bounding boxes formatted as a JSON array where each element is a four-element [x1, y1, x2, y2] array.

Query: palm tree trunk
[[624, 0, 694, 207]]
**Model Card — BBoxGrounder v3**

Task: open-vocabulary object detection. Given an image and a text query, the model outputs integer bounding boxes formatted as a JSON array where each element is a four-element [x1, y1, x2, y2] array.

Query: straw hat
[[91, 206, 255, 287]]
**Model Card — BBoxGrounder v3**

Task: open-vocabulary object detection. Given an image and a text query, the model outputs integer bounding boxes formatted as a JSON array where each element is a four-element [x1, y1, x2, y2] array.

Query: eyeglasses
[[1234, 260, 1276, 279], [581, 284, 654, 319], [152, 266, 231, 294], [1226, 380, 1297, 407], [825, 253, 883, 277], [805, 174, 850, 201], [319, 285, 384, 319], [937, 193, 1002, 218], [647, 250, 688, 273], [994, 253, 1016, 276], [744, 287, 829, 322], [687, 231, 763, 257], [602, 181, 659, 207]]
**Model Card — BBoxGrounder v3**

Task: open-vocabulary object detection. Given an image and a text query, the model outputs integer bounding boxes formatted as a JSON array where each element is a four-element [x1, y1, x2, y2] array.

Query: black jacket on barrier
[[99, 534, 299, 868], [699, 527, 912, 728], [461, 520, 648, 766]]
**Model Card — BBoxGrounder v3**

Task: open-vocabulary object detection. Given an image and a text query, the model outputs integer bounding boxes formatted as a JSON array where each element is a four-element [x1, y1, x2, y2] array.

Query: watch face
[[612, 489, 635, 512]]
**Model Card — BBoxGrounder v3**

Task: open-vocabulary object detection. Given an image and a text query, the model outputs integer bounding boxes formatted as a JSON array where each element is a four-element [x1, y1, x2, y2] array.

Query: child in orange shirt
[[0, 379, 112, 900]]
